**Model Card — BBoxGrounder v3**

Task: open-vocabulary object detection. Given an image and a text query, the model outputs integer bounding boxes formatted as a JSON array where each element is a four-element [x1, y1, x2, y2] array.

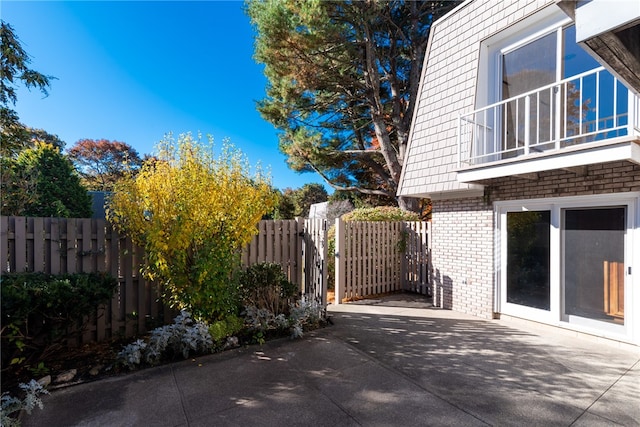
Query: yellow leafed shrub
[[107, 133, 278, 321]]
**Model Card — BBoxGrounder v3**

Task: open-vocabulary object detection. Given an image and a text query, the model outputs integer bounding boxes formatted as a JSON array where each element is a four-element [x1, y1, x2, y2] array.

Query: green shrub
[[238, 262, 298, 316], [341, 206, 420, 222], [1, 272, 117, 369], [209, 315, 244, 342]]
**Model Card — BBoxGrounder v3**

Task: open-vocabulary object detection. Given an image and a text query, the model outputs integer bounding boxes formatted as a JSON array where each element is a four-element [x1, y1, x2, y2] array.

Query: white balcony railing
[[458, 67, 639, 167]]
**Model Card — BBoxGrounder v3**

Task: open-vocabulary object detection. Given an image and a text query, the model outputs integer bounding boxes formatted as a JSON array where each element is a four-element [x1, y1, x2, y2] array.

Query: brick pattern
[[488, 161, 640, 201], [399, 0, 554, 197], [431, 197, 494, 318], [430, 162, 640, 319]]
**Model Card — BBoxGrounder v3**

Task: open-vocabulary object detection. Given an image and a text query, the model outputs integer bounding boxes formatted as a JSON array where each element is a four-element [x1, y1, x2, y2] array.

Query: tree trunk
[[398, 195, 419, 212]]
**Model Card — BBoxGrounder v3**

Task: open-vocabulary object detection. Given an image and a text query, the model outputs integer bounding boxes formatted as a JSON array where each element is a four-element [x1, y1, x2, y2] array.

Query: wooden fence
[[0, 216, 173, 344], [334, 220, 430, 303], [241, 219, 303, 286], [1, 216, 429, 343], [0, 217, 306, 344]]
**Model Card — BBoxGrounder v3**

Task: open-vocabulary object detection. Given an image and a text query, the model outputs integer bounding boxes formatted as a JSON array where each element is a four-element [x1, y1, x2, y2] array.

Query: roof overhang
[[557, 0, 640, 96]]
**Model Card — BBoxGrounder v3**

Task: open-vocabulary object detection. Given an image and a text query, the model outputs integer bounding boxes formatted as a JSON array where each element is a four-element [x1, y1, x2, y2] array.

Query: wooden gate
[[334, 219, 430, 303], [301, 218, 328, 305]]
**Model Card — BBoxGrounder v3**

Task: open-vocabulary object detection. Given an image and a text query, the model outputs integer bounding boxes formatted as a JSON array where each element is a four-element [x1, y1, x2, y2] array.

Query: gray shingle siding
[[398, 0, 554, 198]]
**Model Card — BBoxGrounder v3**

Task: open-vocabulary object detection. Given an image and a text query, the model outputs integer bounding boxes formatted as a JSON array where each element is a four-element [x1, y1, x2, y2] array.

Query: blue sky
[[2, 0, 326, 192]]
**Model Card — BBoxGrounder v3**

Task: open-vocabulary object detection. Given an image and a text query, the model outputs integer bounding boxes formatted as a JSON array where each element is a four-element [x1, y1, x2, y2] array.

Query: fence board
[[290, 219, 300, 286], [33, 217, 44, 272], [14, 217, 26, 272], [26, 218, 34, 272], [49, 218, 61, 274], [240, 220, 301, 286], [66, 218, 76, 274], [124, 236, 136, 337], [81, 219, 92, 272], [0, 216, 8, 272]]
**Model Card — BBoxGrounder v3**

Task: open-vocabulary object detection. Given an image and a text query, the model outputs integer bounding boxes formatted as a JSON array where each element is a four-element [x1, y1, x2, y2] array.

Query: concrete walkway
[[22, 294, 640, 426]]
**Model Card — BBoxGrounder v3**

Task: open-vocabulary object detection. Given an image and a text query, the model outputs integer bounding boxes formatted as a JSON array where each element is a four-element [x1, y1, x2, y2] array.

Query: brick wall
[[430, 161, 640, 320], [431, 197, 494, 318], [488, 161, 640, 201]]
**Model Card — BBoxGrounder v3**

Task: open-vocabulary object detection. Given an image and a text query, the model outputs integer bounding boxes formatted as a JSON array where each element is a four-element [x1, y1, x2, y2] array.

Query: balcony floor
[[457, 136, 640, 183]]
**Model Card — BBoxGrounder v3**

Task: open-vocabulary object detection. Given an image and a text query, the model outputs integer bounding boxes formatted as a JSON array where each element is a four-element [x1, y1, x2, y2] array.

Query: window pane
[[562, 25, 599, 78], [507, 211, 551, 310], [503, 32, 557, 98], [564, 208, 625, 324], [561, 25, 629, 147], [502, 32, 557, 155]]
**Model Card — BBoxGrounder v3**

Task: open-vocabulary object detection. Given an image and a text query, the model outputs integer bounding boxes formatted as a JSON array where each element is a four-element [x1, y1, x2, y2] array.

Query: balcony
[[457, 67, 640, 182]]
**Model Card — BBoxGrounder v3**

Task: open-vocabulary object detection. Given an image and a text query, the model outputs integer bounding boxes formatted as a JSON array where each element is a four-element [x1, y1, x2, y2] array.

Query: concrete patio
[[22, 293, 640, 426]]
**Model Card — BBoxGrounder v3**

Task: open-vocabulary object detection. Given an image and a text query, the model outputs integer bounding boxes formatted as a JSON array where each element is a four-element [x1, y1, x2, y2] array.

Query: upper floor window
[[463, 10, 632, 166]]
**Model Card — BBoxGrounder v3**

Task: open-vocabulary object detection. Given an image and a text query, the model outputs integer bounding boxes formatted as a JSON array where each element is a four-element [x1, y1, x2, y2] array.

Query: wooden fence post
[[334, 218, 345, 304]]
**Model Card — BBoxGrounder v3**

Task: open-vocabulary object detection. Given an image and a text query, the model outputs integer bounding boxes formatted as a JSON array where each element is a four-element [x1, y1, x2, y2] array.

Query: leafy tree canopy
[[271, 183, 328, 219], [271, 188, 296, 220], [1, 142, 92, 217], [67, 139, 143, 191], [292, 183, 328, 217], [0, 20, 55, 156], [247, 0, 460, 211]]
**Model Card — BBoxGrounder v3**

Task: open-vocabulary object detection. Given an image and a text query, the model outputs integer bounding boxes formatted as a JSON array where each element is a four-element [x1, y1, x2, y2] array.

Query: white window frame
[[495, 192, 639, 344], [476, 7, 571, 111], [476, 9, 571, 159]]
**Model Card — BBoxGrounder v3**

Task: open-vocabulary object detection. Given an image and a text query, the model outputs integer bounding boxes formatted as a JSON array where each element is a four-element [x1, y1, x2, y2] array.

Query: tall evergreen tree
[[0, 20, 55, 156], [1, 143, 92, 217], [247, 0, 460, 211]]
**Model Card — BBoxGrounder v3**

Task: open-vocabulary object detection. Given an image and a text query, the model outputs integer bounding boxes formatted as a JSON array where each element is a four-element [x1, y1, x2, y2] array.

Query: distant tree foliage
[[1, 143, 92, 217], [1, 122, 66, 158], [247, 0, 460, 211], [0, 21, 55, 156], [292, 183, 328, 217], [272, 189, 296, 220], [67, 139, 143, 191], [271, 183, 329, 219], [28, 128, 65, 151]]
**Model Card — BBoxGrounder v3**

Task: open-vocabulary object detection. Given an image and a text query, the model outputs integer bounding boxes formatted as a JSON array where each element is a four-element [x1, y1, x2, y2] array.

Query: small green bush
[[238, 263, 298, 316], [1, 272, 117, 369], [209, 315, 244, 342], [341, 206, 420, 222]]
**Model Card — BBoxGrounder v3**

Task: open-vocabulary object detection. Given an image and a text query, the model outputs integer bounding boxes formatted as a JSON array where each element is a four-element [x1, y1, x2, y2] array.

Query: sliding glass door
[[506, 211, 551, 310], [499, 196, 633, 338], [563, 207, 626, 326]]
